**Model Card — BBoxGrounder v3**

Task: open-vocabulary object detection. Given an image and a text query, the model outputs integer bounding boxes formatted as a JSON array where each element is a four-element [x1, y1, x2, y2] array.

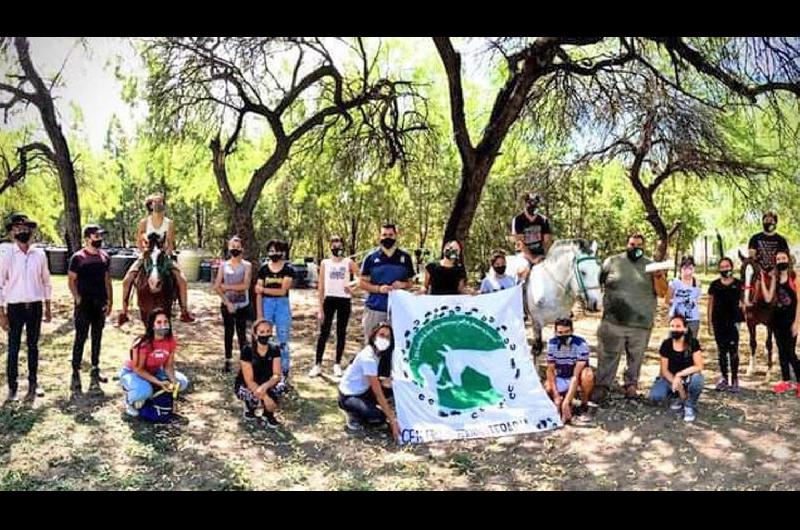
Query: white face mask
[[374, 337, 391, 352]]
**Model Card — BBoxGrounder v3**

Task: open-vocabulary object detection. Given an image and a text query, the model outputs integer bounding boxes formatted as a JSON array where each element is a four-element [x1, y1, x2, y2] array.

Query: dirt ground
[[1, 276, 798, 491]]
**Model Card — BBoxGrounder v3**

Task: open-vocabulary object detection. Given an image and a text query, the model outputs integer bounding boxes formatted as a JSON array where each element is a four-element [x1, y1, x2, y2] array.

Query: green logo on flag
[[408, 314, 508, 410]]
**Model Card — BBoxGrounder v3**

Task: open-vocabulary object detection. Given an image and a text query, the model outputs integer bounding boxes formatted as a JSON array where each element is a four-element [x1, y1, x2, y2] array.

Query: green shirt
[[600, 252, 657, 329]]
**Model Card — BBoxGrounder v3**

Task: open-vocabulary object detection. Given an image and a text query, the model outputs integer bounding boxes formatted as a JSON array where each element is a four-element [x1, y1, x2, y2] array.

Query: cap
[[83, 224, 107, 238]]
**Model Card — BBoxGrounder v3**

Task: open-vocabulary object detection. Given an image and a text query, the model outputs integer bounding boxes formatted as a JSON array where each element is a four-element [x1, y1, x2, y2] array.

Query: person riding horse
[[747, 211, 789, 304], [120, 193, 194, 323], [511, 192, 553, 281], [119, 232, 179, 326]]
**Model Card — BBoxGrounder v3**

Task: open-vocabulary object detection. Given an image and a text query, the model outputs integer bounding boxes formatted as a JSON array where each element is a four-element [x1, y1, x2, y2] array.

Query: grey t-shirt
[[600, 253, 657, 329]]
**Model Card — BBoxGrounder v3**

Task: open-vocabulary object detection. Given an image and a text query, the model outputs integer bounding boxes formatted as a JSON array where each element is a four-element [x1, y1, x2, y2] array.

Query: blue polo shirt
[[361, 247, 415, 312]]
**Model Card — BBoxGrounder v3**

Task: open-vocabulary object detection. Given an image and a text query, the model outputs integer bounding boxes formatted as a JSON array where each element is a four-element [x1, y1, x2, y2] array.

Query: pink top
[[0, 243, 53, 306]]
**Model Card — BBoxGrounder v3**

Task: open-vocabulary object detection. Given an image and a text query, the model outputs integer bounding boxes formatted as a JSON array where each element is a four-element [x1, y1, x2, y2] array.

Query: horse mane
[[548, 239, 592, 258]]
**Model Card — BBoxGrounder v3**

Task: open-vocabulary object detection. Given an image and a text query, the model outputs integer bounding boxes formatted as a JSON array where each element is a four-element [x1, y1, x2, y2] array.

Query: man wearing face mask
[[511, 192, 552, 280], [480, 250, 518, 294], [748, 212, 789, 273], [68, 224, 113, 389], [359, 223, 415, 342], [593, 232, 661, 403], [0, 213, 52, 402], [545, 318, 597, 425]]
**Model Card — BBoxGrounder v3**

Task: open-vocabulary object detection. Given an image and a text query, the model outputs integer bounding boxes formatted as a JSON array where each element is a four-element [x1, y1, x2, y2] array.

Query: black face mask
[[776, 262, 790, 272], [380, 238, 395, 250], [670, 330, 685, 340], [720, 270, 733, 278], [493, 265, 506, 276], [331, 247, 344, 257], [229, 249, 242, 257], [257, 335, 272, 345], [626, 247, 644, 261], [526, 204, 538, 216], [90, 239, 103, 249], [268, 253, 282, 262], [14, 231, 31, 243], [557, 334, 572, 346], [445, 249, 459, 261], [764, 223, 776, 233]]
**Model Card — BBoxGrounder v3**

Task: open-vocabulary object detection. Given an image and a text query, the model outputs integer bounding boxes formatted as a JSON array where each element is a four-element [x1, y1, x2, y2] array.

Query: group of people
[[1, 193, 798, 441]]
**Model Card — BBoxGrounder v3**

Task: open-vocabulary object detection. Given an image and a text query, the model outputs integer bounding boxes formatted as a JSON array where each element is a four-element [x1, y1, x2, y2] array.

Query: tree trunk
[[443, 160, 493, 243], [195, 202, 204, 248], [12, 38, 81, 254], [228, 204, 257, 263]]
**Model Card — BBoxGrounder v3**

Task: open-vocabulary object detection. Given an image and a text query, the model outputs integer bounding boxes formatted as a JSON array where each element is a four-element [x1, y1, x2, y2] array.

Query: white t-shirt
[[338, 345, 379, 396], [322, 257, 352, 299]]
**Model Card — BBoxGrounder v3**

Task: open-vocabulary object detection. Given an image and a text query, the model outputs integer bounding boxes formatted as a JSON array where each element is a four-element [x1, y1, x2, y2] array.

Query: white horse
[[505, 239, 603, 355]]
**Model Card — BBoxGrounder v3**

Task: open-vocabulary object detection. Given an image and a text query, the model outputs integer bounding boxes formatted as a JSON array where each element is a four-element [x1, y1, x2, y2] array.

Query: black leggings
[[72, 300, 106, 370], [6, 302, 42, 391], [772, 319, 800, 382], [713, 321, 740, 381], [315, 297, 352, 364], [221, 304, 249, 360]]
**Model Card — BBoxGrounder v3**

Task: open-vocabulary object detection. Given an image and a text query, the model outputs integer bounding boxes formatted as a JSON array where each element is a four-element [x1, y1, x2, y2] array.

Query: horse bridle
[[574, 255, 602, 302], [539, 254, 602, 303]]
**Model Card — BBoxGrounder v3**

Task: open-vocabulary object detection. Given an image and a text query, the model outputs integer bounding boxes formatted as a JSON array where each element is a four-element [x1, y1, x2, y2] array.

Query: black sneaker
[[242, 403, 257, 420], [91, 367, 108, 383], [223, 359, 232, 374], [6, 388, 18, 402], [264, 412, 280, 429]]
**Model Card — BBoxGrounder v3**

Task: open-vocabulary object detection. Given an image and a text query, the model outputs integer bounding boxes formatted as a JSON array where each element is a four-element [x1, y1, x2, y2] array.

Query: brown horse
[[119, 233, 177, 325], [738, 251, 774, 376]]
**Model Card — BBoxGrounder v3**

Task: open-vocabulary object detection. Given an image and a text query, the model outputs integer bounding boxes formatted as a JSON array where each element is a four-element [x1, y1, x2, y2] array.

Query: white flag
[[388, 285, 561, 445]]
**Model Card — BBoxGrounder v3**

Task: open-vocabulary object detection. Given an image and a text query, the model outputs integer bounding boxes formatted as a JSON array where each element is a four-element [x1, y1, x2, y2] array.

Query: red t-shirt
[[126, 336, 177, 374]]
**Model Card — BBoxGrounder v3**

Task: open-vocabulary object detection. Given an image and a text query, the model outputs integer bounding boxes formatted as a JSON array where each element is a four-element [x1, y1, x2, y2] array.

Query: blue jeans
[[119, 367, 189, 404], [338, 391, 385, 424], [261, 296, 292, 374], [649, 373, 704, 408]]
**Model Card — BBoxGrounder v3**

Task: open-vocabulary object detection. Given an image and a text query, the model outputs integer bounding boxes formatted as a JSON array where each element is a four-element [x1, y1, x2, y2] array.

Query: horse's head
[[569, 240, 603, 312], [738, 250, 760, 306], [143, 232, 165, 293]]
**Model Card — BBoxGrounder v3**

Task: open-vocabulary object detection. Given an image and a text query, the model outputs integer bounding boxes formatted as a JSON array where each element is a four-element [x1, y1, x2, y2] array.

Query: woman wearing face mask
[[480, 250, 518, 294], [649, 315, 705, 423], [119, 308, 189, 417], [707, 257, 744, 392], [256, 240, 295, 390], [665, 256, 702, 339], [338, 322, 399, 441], [423, 240, 468, 295], [214, 236, 253, 373], [760, 250, 800, 395], [311, 236, 359, 378], [234, 320, 282, 428]]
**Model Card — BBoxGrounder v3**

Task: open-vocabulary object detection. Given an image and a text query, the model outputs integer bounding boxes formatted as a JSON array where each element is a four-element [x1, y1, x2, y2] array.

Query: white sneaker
[[125, 404, 139, 417], [309, 364, 322, 377], [333, 364, 343, 378], [683, 406, 696, 423]]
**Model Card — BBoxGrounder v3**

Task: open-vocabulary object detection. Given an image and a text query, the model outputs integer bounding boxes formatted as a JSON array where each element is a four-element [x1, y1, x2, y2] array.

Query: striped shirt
[[546, 335, 590, 379]]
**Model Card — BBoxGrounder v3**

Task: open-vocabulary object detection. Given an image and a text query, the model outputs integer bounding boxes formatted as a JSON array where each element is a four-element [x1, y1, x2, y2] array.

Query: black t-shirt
[[708, 278, 744, 325], [748, 233, 789, 270], [659, 337, 701, 375], [772, 277, 798, 326], [235, 343, 281, 387], [257, 262, 295, 298], [511, 213, 552, 256], [68, 249, 110, 303], [426, 261, 466, 295]]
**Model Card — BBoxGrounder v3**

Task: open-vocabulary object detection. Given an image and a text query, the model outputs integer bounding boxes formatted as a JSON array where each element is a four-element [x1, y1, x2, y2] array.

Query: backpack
[[138, 389, 174, 423]]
